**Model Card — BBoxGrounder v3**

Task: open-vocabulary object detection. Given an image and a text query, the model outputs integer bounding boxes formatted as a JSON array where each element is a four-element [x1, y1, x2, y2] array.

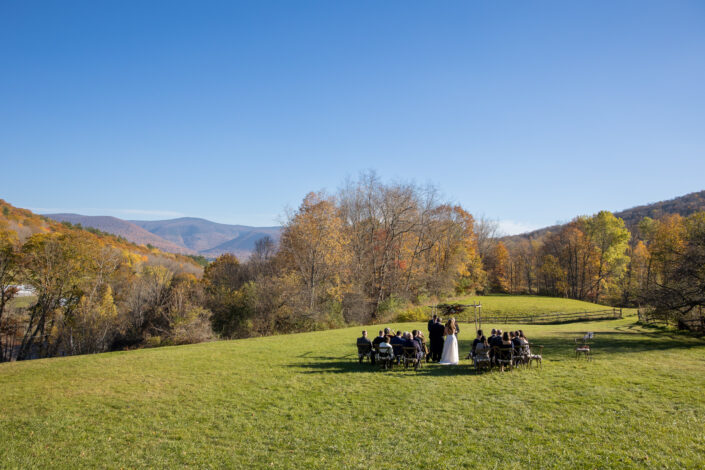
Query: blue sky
[[1, 1, 704, 234]]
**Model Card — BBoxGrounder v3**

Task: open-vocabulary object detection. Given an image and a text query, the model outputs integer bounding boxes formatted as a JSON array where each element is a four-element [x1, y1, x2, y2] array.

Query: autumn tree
[[17, 233, 92, 359], [639, 213, 705, 319], [203, 254, 252, 338], [0, 228, 21, 362], [485, 241, 510, 293], [279, 192, 350, 316], [582, 211, 630, 302]]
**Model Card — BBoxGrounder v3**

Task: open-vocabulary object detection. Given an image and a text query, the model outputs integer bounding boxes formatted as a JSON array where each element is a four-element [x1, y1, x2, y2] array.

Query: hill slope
[[0, 200, 202, 273], [43, 213, 195, 254], [613, 189, 705, 227], [506, 189, 705, 240], [131, 217, 281, 258], [1, 317, 703, 468]]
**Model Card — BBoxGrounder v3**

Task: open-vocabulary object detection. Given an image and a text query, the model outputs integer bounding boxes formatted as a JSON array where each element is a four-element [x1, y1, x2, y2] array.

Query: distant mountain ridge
[[0, 201, 202, 273], [504, 190, 705, 241], [42, 213, 280, 259], [130, 218, 281, 259], [44, 214, 195, 255]]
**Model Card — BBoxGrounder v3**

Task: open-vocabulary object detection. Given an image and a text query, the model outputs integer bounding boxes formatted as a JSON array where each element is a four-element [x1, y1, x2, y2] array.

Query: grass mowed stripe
[[2, 318, 704, 468]]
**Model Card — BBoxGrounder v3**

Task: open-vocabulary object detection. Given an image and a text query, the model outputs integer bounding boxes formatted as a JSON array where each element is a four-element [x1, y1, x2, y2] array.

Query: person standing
[[439, 318, 459, 365], [428, 314, 438, 335], [429, 317, 446, 362]]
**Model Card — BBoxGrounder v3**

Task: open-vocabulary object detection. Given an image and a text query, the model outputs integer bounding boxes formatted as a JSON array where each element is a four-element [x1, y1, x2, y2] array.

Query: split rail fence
[[473, 308, 623, 325]]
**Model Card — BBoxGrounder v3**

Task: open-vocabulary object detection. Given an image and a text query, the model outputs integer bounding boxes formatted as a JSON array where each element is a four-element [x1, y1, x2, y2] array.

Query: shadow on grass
[[291, 358, 484, 376]]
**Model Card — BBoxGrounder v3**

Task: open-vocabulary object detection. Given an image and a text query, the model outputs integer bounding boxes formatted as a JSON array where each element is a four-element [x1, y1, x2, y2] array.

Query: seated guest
[[512, 331, 522, 349], [378, 336, 394, 357], [400, 332, 423, 363], [519, 330, 528, 343], [413, 330, 428, 359], [471, 329, 484, 357], [390, 330, 405, 361], [473, 335, 490, 367], [383, 327, 394, 342], [357, 330, 372, 347], [501, 332, 513, 348], [489, 329, 503, 348], [372, 330, 385, 347], [489, 329, 503, 360], [357, 330, 373, 364]]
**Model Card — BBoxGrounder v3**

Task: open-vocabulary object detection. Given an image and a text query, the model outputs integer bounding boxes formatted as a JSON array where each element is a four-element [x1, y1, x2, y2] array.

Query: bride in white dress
[[439, 318, 459, 365]]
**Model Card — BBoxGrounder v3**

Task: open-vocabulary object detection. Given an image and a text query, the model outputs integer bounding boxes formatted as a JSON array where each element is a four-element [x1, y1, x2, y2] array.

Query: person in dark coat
[[372, 330, 385, 347], [389, 330, 405, 363], [412, 330, 427, 361], [488, 328, 503, 362], [427, 314, 438, 335], [429, 318, 446, 362], [357, 330, 374, 364], [403, 332, 424, 361]]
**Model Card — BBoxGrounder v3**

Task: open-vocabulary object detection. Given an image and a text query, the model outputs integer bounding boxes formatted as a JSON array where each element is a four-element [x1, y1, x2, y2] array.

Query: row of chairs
[[357, 343, 425, 370], [470, 344, 543, 372], [358, 341, 543, 371]]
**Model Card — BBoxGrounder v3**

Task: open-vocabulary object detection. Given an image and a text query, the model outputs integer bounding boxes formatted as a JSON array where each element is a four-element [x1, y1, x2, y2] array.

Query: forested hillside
[[0, 200, 207, 362], [1, 200, 202, 271], [505, 190, 705, 241], [44, 213, 195, 255], [614, 190, 705, 227]]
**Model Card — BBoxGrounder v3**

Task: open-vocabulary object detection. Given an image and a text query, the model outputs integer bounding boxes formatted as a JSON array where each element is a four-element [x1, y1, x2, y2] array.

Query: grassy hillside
[[445, 294, 629, 318], [2, 317, 704, 468]]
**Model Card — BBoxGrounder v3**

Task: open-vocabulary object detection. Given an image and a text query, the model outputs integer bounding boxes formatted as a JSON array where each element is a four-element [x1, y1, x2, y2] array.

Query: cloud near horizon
[[497, 220, 542, 236]]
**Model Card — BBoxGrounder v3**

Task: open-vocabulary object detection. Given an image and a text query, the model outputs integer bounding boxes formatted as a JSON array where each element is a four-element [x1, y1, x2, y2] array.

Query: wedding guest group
[[357, 317, 535, 371]]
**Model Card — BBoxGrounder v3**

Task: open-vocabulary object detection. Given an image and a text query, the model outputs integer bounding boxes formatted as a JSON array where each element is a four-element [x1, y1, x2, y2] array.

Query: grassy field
[[445, 294, 632, 319], [7, 295, 36, 309], [1, 316, 704, 468]]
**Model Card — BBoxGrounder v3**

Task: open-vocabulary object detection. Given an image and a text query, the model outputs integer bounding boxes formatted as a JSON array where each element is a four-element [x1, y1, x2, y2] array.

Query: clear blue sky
[[2, 1, 704, 234]]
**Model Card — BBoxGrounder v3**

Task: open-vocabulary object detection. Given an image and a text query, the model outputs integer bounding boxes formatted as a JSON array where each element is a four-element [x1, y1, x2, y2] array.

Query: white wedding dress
[[439, 333, 459, 365]]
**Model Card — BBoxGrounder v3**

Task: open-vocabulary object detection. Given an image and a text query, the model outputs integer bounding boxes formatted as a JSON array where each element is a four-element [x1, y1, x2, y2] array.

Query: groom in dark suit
[[429, 317, 446, 362]]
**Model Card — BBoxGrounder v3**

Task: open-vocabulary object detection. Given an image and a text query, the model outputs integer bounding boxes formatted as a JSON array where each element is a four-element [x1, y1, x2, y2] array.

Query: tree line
[[0, 174, 486, 360], [488, 211, 705, 327], [0, 229, 211, 362], [3, 179, 704, 361]]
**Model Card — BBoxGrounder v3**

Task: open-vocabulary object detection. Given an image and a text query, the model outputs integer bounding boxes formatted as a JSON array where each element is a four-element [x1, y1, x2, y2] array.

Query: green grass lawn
[[2, 317, 704, 468], [7, 295, 36, 309], [446, 294, 633, 319]]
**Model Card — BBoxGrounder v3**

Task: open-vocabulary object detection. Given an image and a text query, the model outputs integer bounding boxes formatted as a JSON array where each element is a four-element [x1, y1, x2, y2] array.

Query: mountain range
[[43, 189, 705, 258], [44, 214, 281, 259]]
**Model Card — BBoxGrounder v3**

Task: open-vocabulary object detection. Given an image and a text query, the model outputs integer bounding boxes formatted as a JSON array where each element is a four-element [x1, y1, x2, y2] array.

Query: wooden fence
[[467, 308, 622, 325]]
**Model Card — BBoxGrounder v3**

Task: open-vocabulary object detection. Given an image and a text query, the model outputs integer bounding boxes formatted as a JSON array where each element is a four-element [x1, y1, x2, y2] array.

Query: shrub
[[396, 305, 429, 322]]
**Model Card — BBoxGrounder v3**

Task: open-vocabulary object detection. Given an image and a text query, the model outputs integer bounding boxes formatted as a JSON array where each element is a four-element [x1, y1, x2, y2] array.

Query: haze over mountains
[[44, 214, 281, 259], [130, 218, 280, 259]]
